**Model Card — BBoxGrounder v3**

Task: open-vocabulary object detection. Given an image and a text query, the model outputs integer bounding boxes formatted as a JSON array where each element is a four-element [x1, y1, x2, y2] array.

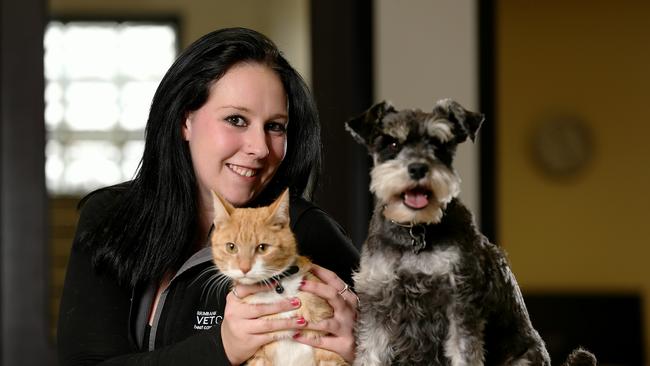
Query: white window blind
[[44, 21, 177, 194]]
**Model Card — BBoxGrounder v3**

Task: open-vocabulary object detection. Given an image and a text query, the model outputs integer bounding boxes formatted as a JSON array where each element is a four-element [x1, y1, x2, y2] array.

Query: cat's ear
[[211, 190, 234, 227], [267, 189, 290, 227]]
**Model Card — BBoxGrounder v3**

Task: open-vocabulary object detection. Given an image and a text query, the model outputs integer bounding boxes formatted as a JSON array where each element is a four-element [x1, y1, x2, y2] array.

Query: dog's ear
[[434, 98, 485, 143], [345, 101, 396, 146]]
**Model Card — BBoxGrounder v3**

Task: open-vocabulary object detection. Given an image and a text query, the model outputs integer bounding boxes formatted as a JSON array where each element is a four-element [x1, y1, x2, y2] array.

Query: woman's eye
[[225, 242, 238, 254], [265, 122, 287, 134], [225, 115, 247, 127], [256, 243, 269, 253]]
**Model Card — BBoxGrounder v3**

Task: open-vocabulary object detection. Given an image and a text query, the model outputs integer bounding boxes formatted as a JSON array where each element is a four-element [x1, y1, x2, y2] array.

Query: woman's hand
[[221, 283, 305, 365], [293, 264, 359, 364]]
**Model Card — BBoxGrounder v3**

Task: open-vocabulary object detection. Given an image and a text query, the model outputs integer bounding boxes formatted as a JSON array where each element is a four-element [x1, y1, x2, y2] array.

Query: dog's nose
[[408, 163, 429, 180]]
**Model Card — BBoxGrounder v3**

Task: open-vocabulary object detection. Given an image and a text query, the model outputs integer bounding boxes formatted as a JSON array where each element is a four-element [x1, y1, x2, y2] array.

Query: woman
[[57, 27, 359, 365]]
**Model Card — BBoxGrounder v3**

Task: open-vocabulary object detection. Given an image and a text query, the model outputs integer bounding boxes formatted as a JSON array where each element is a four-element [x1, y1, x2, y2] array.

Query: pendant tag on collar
[[262, 265, 299, 294], [409, 224, 426, 254], [390, 220, 427, 254]]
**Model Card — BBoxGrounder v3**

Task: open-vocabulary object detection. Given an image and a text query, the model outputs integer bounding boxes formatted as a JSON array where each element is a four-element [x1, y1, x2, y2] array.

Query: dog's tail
[[562, 347, 597, 366]]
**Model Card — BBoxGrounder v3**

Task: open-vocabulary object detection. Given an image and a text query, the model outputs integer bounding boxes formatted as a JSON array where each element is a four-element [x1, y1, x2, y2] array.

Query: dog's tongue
[[403, 188, 430, 209]]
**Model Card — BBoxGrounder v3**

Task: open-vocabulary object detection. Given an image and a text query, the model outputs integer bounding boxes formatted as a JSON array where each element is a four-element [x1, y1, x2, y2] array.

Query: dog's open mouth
[[402, 187, 432, 210]]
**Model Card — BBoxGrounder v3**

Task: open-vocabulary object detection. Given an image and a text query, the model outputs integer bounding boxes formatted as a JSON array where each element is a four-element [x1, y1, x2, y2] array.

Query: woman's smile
[[226, 163, 259, 178]]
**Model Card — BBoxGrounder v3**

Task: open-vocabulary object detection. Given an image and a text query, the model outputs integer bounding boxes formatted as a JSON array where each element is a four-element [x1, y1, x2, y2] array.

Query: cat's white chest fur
[[274, 340, 317, 366]]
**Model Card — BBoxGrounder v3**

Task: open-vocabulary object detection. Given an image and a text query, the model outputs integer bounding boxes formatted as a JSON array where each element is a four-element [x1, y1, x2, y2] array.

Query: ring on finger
[[337, 283, 350, 296], [338, 283, 361, 308]]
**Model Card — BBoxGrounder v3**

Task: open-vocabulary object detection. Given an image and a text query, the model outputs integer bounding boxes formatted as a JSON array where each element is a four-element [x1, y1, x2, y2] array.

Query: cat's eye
[[256, 243, 269, 253], [225, 242, 238, 254]]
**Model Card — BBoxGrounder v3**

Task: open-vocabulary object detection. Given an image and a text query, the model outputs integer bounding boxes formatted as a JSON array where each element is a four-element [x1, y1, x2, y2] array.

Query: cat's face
[[210, 189, 297, 285]]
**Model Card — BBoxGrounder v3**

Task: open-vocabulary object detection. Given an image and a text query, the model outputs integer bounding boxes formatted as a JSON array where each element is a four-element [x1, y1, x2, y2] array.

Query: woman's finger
[[301, 279, 357, 314], [249, 315, 309, 335], [336, 283, 361, 310], [230, 281, 274, 299], [307, 264, 360, 310], [301, 317, 342, 334], [308, 264, 343, 287], [227, 291, 302, 319], [300, 279, 338, 301]]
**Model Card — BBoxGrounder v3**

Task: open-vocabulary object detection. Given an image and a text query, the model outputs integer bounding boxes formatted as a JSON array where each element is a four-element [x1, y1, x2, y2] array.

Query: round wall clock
[[530, 114, 594, 177]]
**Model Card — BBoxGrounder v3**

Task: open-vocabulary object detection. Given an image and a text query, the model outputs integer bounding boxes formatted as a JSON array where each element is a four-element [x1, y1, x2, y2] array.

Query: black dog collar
[[390, 220, 427, 254], [258, 265, 300, 294]]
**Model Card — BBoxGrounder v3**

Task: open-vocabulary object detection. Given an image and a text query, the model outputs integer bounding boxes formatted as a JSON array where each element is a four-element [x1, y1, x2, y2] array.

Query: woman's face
[[182, 62, 288, 208]]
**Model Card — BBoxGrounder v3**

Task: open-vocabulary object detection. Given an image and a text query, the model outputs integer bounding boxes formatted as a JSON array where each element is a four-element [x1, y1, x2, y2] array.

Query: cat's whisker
[[201, 272, 232, 304], [262, 265, 285, 278], [260, 278, 274, 289], [204, 276, 222, 302], [191, 265, 219, 288]]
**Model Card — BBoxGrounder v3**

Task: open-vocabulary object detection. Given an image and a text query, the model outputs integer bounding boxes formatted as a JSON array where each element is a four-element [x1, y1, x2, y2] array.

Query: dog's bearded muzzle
[[370, 160, 461, 224]]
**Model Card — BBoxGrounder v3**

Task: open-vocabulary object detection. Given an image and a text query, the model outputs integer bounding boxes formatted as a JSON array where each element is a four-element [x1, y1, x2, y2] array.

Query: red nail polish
[[296, 316, 306, 325], [290, 298, 301, 307], [293, 331, 301, 339], [299, 279, 306, 288]]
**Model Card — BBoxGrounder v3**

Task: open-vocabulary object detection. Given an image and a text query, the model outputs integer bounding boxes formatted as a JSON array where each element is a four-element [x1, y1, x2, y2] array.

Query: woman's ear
[[182, 113, 193, 141]]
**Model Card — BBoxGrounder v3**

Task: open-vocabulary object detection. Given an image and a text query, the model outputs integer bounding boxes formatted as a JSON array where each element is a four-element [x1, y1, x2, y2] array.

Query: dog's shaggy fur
[[347, 100, 594, 366]]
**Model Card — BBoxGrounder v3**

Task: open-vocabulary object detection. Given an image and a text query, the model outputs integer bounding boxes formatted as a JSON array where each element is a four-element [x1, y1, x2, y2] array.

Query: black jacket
[[57, 189, 359, 365]]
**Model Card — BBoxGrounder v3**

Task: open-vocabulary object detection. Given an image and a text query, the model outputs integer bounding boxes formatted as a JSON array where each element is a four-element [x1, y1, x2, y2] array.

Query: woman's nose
[[243, 126, 270, 158]]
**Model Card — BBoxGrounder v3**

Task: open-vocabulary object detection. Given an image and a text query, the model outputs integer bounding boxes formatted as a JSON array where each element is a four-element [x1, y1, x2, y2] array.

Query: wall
[[48, 0, 311, 81], [374, 0, 481, 220], [1, 0, 53, 363], [497, 0, 650, 353]]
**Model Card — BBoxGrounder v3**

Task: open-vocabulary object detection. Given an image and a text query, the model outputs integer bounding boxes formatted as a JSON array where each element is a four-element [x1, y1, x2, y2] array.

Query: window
[[44, 20, 177, 194]]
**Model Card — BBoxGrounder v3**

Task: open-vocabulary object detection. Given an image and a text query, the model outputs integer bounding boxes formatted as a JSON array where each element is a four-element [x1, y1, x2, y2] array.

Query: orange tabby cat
[[210, 189, 348, 366]]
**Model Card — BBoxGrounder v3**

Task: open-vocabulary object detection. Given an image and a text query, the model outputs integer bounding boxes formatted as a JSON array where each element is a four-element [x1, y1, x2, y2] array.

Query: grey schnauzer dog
[[347, 99, 592, 366]]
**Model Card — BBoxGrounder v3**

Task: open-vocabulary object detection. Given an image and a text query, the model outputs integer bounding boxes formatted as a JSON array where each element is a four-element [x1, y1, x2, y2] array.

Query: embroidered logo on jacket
[[194, 310, 223, 330]]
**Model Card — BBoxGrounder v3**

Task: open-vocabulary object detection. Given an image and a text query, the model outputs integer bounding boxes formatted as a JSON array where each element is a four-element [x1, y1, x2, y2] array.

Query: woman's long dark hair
[[79, 27, 321, 286]]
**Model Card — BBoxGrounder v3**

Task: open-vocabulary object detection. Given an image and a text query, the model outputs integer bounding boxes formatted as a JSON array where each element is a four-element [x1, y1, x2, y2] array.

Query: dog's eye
[[427, 137, 440, 148], [379, 136, 401, 155]]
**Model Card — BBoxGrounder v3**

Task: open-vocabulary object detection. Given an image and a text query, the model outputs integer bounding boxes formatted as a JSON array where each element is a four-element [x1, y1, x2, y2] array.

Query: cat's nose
[[239, 261, 252, 275]]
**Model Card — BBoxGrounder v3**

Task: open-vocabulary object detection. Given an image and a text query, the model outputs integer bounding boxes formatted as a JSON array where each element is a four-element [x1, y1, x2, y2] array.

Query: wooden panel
[[48, 197, 80, 340]]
